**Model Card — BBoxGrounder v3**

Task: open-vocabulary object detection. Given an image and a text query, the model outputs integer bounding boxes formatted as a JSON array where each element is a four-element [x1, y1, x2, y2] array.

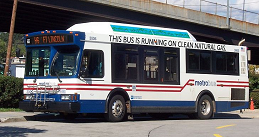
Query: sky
[[153, 0, 259, 23]]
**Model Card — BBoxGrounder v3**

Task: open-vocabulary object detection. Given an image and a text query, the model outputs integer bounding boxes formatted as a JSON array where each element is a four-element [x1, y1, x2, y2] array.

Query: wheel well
[[195, 90, 216, 112], [105, 88, 130, 113]]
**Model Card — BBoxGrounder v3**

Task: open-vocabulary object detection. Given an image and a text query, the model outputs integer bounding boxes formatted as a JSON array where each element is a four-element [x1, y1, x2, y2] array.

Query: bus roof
[[67, 22, 197, 41]]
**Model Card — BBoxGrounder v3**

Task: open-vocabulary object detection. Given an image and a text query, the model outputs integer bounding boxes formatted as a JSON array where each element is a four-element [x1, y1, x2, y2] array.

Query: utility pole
[[4, 0, 18, 76]]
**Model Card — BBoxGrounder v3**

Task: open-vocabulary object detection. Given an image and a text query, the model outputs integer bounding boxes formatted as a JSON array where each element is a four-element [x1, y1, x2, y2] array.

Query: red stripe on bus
[[23, 79, 193, 92], [131, 85, 182, 88], [23, 88, 60, 90], [23, 83, 37, 86], [63, 88, 113, 91], [180, 79, 194, 91], [135, 89, 181, 92], [217, 84, 249, 87], [217, 80, 249, 84], [58, 83, 183, 89], [58, 83, 129, 87]]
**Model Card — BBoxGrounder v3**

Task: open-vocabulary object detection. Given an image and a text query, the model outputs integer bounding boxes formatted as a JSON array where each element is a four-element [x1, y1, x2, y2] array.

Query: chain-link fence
[[250, 90, 259, 109]]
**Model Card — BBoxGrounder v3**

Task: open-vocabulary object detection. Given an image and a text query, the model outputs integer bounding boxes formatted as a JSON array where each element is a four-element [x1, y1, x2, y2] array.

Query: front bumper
[[19, 101, 80, 113]]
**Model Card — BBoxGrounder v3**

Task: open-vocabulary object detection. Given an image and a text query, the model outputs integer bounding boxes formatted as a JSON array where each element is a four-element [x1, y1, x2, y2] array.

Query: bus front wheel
[[196, 95, 213, 119], [105, 95, 126, 122]]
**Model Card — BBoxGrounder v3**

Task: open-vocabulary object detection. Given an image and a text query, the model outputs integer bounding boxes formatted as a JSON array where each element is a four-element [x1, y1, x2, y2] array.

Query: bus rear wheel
[[105, 95, 126, 122], [196, 95, 213, 119]]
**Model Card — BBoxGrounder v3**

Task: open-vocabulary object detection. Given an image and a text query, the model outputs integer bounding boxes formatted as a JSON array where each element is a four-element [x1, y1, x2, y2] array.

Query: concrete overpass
[[1, 0, 259, 64]]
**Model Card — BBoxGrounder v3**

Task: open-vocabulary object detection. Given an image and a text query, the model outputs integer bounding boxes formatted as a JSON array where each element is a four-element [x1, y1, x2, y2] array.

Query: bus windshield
[[25, 47, 50, 77], [50, 45, 80, 76]]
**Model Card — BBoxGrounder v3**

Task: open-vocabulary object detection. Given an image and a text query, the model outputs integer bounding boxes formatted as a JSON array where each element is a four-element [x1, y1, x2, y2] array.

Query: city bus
[[19, 22, 249, 122]]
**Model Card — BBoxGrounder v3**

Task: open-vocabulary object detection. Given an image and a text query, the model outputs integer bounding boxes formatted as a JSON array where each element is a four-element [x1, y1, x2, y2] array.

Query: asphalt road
[[0, 114, 258, 137]]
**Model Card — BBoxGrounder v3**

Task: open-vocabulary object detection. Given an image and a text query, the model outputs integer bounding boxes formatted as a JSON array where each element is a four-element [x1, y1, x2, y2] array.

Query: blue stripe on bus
[[131, 100, 195, 107], [24, 96, 249, 113], [215, 101, 249, 112], [79, 100, 106, 113], [69, 100, 250, 113]]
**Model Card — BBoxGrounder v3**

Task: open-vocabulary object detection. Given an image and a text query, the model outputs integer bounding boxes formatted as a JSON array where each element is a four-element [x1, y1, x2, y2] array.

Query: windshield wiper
[[55, 72, 62, 83], [50, 52, 62, 83]]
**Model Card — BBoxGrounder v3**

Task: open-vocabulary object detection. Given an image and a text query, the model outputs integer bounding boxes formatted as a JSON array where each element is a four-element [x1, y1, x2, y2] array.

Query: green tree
[[0, 32, 26, 64], [0, 39, 7, 64]]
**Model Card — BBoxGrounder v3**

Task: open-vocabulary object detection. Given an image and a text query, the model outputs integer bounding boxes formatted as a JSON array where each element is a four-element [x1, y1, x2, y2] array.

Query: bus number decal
[[90, 36, 97, 40]]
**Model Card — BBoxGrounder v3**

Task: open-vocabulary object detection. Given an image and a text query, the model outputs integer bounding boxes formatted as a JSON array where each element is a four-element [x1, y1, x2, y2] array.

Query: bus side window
[[144, 48, 159, 82], [216, 52, 239, 75], [80, 49, 104, 78], [187, 49, 211, 73], [163, 48, 179, 83]]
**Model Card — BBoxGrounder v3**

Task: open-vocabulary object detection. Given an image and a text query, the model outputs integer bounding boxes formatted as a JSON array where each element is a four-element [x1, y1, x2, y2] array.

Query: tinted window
[[164, 49, 178, 82], [216, 52, 239, 75], [188, 50, 199, 70], [144, 55, 158, 81], [112, 43, 180, 84], [187, 49, 239, 75], [187, 49, 211, 72], [25, 48, 50, 76], [79, 50, 104, 78], [113, 45, 139, 81]]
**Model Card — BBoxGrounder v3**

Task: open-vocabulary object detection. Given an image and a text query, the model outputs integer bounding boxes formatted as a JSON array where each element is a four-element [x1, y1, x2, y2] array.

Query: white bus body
[[20, 22, 249, 121]]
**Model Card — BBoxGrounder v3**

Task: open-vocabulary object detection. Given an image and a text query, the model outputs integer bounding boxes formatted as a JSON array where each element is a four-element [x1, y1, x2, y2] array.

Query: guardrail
[[153, 0, 259, 24]]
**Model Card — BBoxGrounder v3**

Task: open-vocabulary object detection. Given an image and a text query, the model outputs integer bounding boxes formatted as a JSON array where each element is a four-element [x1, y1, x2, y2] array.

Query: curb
[[0, 113, 58, 123], [0, 117, 27, 123]]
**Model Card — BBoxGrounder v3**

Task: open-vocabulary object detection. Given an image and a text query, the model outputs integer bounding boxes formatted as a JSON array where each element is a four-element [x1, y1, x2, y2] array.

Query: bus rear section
[[19, 22, 249, 122]]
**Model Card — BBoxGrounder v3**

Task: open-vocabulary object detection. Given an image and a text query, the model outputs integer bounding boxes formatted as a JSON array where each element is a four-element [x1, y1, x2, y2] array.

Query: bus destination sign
[[26, 34, 73, 45]]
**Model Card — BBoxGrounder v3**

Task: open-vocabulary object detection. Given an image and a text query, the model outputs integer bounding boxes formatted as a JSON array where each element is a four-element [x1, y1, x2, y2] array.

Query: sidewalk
[[219, 109, 259, 119], [0, 109, 259, 123], [0, 112, 57, 123]]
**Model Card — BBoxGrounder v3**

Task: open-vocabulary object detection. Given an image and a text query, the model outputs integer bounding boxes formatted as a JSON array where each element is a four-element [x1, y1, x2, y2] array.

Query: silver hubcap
[[200, 99, 211, 115], [111, 100, 124, 118]]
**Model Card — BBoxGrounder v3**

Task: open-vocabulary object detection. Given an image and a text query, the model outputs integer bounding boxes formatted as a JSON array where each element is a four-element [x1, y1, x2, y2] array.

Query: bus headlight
[[61, 95, 71, 100], [24, 94, 35, 100]]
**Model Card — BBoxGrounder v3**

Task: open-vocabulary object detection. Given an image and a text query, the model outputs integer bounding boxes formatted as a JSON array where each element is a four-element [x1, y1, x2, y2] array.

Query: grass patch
[[0, 108, 22, 112]]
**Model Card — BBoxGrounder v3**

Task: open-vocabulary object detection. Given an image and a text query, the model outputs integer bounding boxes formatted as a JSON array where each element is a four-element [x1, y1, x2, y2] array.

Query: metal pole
[[4, 0, 18, 76], [232, 7, 233, 18], [226, 0, 230, 28], [215, 3, 217, 15], [183, 0, 185, 8], [200, 0, 202, 11], [242, 0, 245, 21]]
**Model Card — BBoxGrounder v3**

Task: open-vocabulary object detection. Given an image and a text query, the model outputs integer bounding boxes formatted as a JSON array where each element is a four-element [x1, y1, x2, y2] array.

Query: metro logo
[[195, 80, 217, 86]]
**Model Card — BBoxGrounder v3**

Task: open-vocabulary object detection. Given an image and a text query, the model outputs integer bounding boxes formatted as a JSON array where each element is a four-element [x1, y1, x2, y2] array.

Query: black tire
[[105, 95, 126, 122], [196, 95, 214, 119]]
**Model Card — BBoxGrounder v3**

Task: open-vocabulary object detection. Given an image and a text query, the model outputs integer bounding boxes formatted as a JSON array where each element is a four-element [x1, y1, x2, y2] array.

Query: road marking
[[213, 134, 223, 137], [216, 124, 236, 129]]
